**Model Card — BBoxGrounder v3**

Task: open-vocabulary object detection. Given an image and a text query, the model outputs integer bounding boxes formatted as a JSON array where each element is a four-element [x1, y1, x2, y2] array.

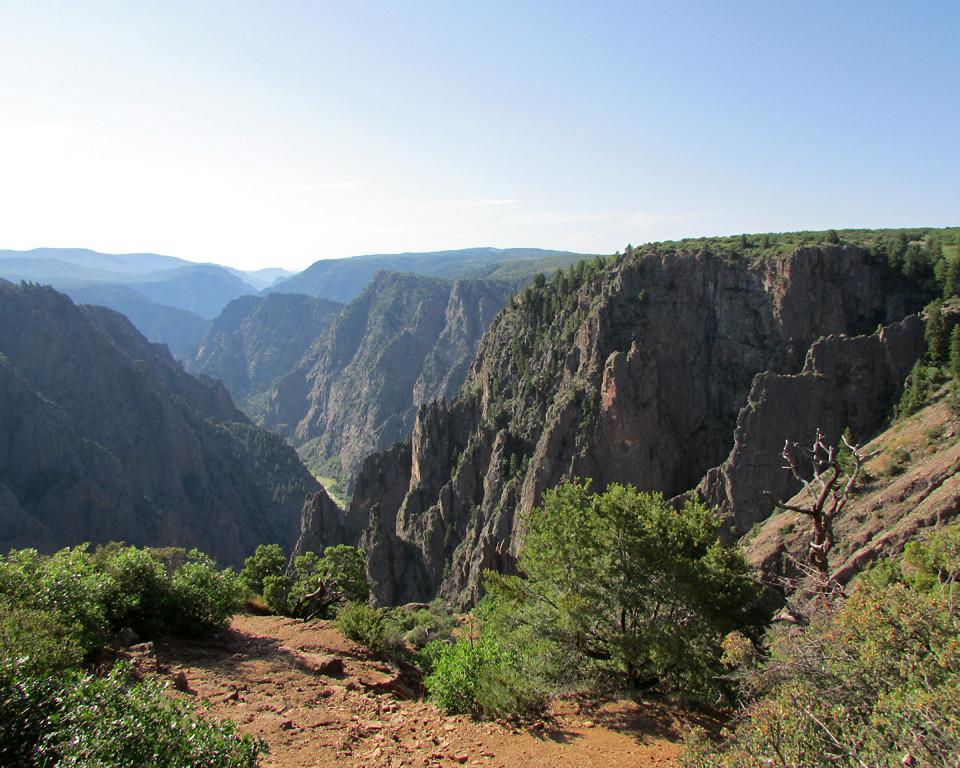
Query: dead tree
[[768, 429, 864, 604], [293, 578, 344, 621]]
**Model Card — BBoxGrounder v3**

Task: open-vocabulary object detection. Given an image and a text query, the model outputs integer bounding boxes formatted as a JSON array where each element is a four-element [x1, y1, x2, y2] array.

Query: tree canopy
[[486, 480, 767, 697]]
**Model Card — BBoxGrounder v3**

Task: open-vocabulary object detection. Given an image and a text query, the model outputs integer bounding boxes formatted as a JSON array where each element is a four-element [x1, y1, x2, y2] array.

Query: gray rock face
[[694, 315, 926, 536], [0, 280, 321, 565], [190, 292, 343, 413], [264, 272, 511, 489], [292, 490, 350, 561], [346, 244, 921, 606]]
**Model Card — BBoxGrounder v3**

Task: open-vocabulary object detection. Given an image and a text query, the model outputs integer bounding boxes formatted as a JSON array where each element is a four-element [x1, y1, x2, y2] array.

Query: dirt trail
[[132, 614, 713, 768]]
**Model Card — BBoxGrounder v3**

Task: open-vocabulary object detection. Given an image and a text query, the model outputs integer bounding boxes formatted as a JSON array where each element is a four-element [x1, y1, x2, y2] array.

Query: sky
[[1, 1, 958, 271]]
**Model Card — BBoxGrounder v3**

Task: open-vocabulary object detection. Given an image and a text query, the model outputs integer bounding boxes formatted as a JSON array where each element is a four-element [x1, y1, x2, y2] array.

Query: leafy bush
[[102, 545, 174, 637], [386, 601, 457, 650], [312, 545, 369, 606], [0, 544, 262, 767], [0, 544, 244, 651], [169, 555, 246, 636], [336, 601, 389, 656], [684, 524, 960, 767], [35, 665, 265, 768], [0, 608, 84, 764], [261, 573, 292, 615], [0, 547, 113, 655], [423, 634, 543, 718]]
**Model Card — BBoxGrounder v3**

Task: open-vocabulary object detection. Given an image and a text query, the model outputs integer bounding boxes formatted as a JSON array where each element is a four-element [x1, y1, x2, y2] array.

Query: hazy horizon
[[2, 1, 958, 270]]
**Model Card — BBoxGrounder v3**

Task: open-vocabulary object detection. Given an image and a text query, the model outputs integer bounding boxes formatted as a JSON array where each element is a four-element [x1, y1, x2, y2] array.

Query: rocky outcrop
[[292, 490, 350, 561], [348, 244, 923, 606], [264, 272, 511, 488], [0, 280, 322, 565], [694, 315, 926, 536]]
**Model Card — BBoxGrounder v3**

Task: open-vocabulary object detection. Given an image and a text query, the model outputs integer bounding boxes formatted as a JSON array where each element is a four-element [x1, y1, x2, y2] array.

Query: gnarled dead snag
[[767, 428, 864, 603]]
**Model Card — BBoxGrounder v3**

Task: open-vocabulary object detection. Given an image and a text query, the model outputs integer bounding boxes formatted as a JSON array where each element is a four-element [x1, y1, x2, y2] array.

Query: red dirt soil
[[131, 614, 716, 768]]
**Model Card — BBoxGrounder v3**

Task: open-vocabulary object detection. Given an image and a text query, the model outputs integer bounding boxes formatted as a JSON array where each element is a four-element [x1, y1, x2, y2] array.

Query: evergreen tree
[[887, 232, 908, 270], [825, 229, 840, 245], [898, 360, 929, 418], [943, 257, 960, 299], [950, 325, 960, 378], [925, 299, 948, 363]]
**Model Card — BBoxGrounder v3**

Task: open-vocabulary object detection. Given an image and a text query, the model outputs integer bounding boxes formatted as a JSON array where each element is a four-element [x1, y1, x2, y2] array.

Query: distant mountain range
[[0, 247, 590, 363], [268, 247, 593, 303]]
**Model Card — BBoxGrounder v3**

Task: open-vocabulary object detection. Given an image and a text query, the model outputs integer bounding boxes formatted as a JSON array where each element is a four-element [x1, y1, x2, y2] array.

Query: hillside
[[264, 272, 513, 492], [304, 232, 945, 606], [63, 283, 209, 361], [0, 280, 324, 565], [268, 247, 592, 303], [745, 396, 960, 585]]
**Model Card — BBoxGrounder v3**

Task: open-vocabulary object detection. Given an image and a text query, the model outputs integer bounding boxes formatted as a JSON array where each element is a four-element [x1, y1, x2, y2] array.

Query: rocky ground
[[125, 614, 716, 768]]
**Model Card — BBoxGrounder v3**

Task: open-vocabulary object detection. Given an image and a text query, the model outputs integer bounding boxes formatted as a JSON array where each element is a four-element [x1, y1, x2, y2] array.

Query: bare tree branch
[[771, 428, 864, 605]]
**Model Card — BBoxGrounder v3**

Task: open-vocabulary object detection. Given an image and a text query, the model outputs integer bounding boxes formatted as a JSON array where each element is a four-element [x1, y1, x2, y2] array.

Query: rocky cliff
[[334, 243, 923, 606], [263, 272, 511, 489], [190, 292, 343, 416], [694, 316, 926, 536], [0, 280, 325, 565]]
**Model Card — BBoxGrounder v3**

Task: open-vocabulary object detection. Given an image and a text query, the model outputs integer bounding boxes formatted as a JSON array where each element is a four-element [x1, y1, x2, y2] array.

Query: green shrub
[[36, 665, 266, 768], [0, 606, 82, 678], [272, 545, 369, 619], [386, 601, 457, 650], [169, 554, 245, 636], [0, 544, 245, 650], [487, 480, 767, 700], [240, 544, 286, 596], [423, 635, 543, 718], [684, 524, 960, 767], [313, 545, 369, 606], [0, 608, 85, 764], [261, 573, 292, 615], [0, 547, 113, 655], [336, 601, 389, 656], [903, 521, 960, 590], [102, 546, 173, 637], [0, 545, 260, 767]]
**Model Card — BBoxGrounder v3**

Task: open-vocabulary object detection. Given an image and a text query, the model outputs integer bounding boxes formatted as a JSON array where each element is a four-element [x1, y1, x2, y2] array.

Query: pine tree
[[943, 257, 960, 299], [925, 299, 948, 363], [950, 325, 960, 378], [898, 361, 929, 418]]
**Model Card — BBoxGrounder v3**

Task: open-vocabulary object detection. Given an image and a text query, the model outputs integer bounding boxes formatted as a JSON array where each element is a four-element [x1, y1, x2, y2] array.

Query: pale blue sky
[[1, 1, 957, 270]]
